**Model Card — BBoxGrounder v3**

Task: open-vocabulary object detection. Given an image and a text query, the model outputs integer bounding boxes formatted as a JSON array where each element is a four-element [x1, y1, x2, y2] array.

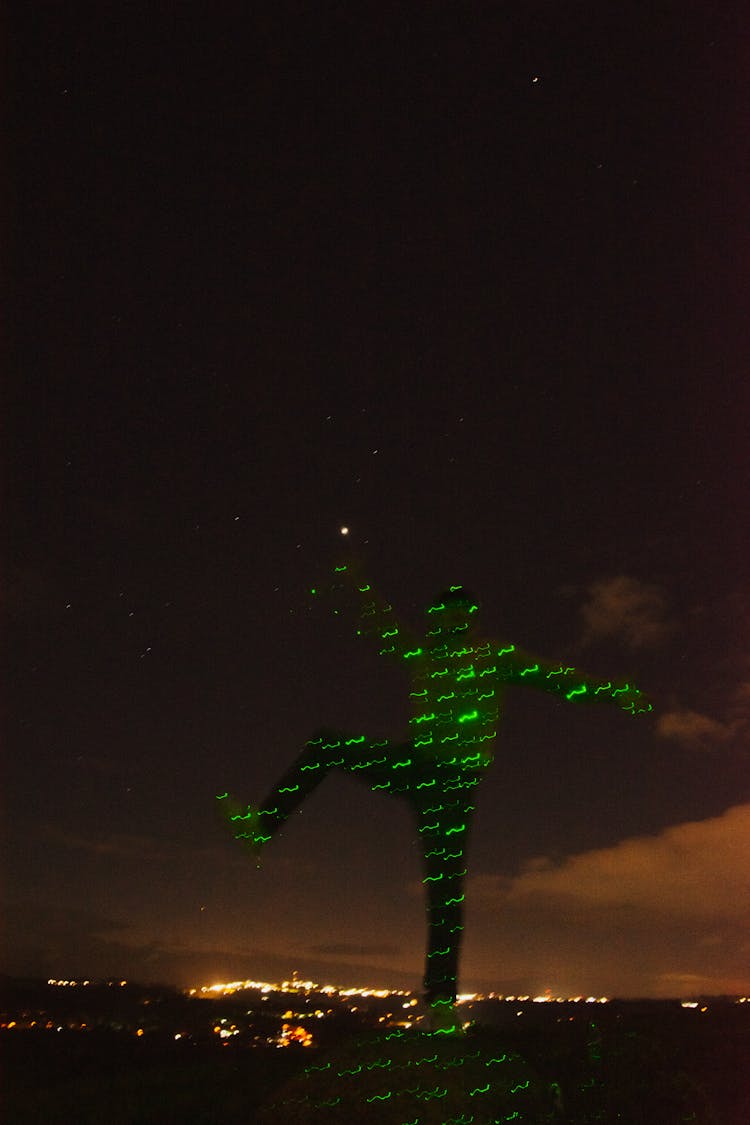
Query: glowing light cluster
[[189, 977, 411, 1000], [47, 979, 122, 987], [278, 1022, 314, 1048], [220, 564, 650, 1016]]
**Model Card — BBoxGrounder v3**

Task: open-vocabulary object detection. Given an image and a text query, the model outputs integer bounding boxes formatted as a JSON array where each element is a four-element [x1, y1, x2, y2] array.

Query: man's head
[[427, 586, 480, 635]]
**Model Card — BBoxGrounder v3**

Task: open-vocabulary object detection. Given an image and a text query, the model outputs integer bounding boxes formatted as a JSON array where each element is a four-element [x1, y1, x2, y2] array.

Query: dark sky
[[5, 4, 749, 998]]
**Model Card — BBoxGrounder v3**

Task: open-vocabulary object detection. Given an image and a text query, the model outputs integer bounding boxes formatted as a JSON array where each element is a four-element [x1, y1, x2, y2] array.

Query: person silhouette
[[218, 563, 651, 1028]]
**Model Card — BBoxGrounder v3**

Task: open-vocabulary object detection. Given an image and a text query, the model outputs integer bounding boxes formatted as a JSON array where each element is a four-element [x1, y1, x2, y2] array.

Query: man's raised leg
[[217, 729, 390, 858]]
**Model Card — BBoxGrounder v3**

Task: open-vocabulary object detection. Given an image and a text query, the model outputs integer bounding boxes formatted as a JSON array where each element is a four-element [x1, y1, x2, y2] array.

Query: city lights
[[192, 976, 412, 1002], [189, 975, 612, 1007]]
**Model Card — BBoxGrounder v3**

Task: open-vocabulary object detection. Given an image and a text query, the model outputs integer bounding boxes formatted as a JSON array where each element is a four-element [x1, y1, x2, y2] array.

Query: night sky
[[6, 5, 749, 999]]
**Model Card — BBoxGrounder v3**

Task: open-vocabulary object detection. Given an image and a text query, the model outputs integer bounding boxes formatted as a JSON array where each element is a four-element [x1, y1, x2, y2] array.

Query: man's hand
[[216, 792, 265, 866], [612, 682, 654, 716]]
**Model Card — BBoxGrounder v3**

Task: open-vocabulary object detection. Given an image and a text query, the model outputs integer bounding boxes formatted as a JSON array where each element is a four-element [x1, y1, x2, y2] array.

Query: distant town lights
[[189, 977, 613, 1004]]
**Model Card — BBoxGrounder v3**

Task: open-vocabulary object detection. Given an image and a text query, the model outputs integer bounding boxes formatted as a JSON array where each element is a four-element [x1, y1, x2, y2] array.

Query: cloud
[[580, 575, 672, 648], [42, 826, 170, 860], [40, 824, 253, 870], [502, 803, 750, 917], [0, 901, 135, 980], [310, 942, 402, 958], [463, 805, 750, 996], [656, 708, 733, 748], [728, 680, 750, 729], [656, 680, 750, 749]]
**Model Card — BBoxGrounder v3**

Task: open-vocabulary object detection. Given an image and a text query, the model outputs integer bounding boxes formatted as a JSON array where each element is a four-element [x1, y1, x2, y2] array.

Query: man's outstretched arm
[[312, 556, 417, 658], [498, 643, 652, 716]]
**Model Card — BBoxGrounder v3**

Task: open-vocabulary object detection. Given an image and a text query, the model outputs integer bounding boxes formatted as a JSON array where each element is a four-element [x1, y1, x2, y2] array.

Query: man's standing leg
[[417, 793, 473, 1029]]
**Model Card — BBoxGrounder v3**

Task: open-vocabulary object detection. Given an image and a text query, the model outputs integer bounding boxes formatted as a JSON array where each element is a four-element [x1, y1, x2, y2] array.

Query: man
[[219, 567, 651, 1028]]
